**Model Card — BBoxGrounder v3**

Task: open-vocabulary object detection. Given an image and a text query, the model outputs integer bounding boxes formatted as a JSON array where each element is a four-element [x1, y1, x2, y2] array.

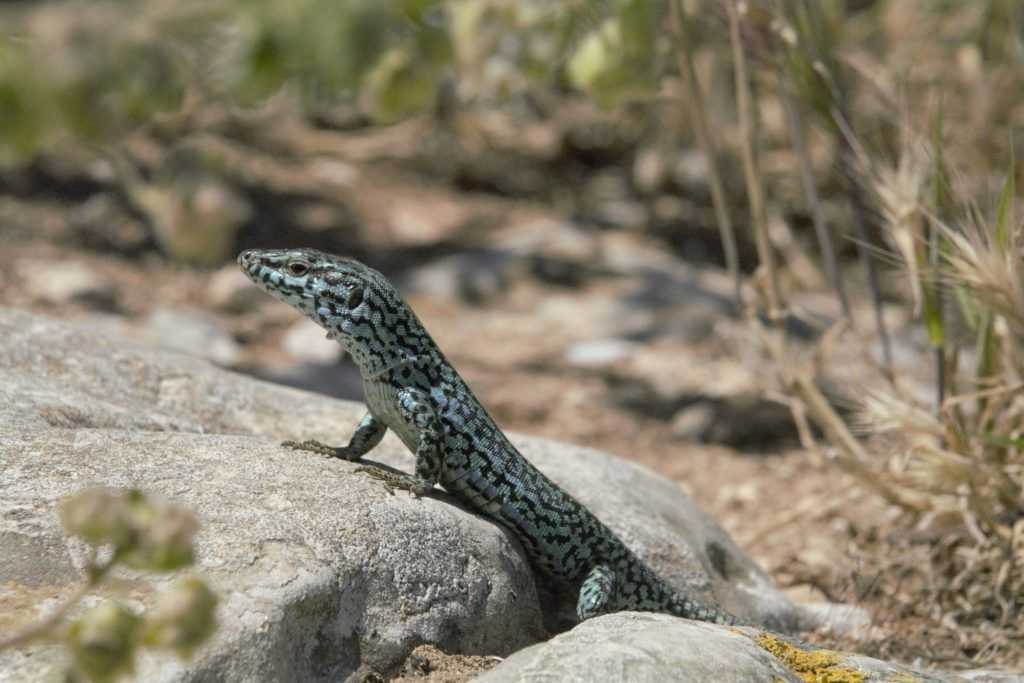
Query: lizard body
[[239, 247, 739, 624]]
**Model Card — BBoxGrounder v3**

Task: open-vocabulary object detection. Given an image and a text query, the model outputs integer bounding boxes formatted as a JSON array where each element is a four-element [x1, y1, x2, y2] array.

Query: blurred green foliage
[[3, 0, 1021, 164], [0, 5, 187, 162], [0, 0, 665, 162], [566, 0, 659, 107], [230, 0, 450, 118], [1, 488, 218, 683]]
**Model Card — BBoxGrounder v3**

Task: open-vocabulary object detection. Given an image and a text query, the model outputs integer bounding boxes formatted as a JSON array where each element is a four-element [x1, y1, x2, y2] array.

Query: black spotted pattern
[[237, 248, 740, 625]]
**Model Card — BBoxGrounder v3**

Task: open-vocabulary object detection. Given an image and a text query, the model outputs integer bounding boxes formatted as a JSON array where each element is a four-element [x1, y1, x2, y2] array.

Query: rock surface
[[480, 614, 803, 683], [0, 307, 821, 681], [141, 307, 242, 366], [0, 308, 540, 682], [479, 612, 975, 683]]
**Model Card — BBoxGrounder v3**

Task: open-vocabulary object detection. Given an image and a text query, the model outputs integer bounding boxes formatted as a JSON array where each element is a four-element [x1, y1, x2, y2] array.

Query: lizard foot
[[282, 439, 357, 460], [355, 465, 432, 497]]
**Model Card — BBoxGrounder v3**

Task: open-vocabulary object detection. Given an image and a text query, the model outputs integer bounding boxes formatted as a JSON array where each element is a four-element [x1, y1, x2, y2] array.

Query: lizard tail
[[666, 590, 744, 626]]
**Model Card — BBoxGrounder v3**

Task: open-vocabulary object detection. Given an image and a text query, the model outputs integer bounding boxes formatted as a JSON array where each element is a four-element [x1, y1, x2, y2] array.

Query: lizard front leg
[[283, 413, 386, 461], [357, 387, 442, 497]]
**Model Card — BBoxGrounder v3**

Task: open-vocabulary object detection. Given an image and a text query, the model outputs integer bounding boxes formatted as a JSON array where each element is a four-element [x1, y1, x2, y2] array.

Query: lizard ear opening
[[347, 285, 365, 310]]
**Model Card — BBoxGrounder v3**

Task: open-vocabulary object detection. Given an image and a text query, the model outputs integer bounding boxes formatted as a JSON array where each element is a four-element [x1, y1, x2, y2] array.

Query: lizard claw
[[282, 439, 355, 460], [355, 465, 432, 497]]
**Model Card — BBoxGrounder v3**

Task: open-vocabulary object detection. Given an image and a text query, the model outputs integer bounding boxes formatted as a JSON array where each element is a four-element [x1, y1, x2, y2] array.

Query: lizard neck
[[324, 308, 435, 381]]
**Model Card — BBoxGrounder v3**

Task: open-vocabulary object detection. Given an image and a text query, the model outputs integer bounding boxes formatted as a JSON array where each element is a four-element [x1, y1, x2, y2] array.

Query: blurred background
[[1, 0, 1022, 671]]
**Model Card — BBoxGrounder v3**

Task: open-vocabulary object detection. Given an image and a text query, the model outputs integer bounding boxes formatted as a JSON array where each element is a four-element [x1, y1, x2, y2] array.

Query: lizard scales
[[239, 247, 739, 624]]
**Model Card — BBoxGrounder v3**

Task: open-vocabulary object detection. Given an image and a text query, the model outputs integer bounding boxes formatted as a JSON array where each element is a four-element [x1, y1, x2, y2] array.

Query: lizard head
[[238, 248, 406, 358]]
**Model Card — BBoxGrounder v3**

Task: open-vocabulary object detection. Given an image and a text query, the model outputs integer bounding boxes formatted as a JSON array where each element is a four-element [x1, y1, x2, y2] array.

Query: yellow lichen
[[755, 633, 866, 683]]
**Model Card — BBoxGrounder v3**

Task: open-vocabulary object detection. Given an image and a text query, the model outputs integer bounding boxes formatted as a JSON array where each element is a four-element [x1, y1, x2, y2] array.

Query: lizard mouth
[[238, 250, 265, 282]]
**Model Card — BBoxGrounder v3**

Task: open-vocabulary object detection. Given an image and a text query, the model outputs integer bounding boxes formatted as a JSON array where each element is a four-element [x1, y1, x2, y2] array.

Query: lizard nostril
[[238, 250, 258, 269]]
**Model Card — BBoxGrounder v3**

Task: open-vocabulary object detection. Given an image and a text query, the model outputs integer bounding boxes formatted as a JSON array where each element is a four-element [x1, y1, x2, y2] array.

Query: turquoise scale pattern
[[239, 248, 741, 626]]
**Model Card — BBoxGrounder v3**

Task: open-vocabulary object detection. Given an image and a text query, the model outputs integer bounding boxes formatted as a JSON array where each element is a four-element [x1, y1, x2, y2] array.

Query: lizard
[[238, 247, 741, 625]]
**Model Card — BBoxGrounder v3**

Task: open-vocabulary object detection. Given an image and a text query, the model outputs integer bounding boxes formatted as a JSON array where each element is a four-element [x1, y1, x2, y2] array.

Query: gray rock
[[478, 613, 803, 683], [0, 308, 541, 682], [0, 307, 817, 682], [1, 430, 542, 683], [957, 672, 1024, 682], [836, 652, 972, 683], [142, 307, 242, 366], [480, 613, 974, 683]]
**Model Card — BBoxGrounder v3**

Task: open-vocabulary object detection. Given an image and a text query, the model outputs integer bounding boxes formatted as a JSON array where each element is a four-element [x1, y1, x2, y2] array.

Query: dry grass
[[728, 3, 1024, 663], [780, 135, 1024, 668]]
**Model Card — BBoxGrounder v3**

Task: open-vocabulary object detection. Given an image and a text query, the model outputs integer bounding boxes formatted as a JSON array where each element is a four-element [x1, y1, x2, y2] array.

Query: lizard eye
[[287, 260, 310, 276], [347, 284, 365, 309]]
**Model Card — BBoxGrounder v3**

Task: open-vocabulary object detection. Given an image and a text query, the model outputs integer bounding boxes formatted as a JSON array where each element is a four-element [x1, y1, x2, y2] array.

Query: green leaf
[[59, 488, 137, 550], [922, 290, 945, 347], [361, 46, 442, 123], [121, 497, 198, 572], [67, 602, 141, 683], [923, 102, 948, 348], [142, 577, 219, 660], [953, 284, 980, 331], [399, 0, 443, 24], [0, 38, 53, 162], [566, 0, 658, 108], [780, 0, 845, 126], [976, 149, 1016, 411], [982, 432, 1024, 449]]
